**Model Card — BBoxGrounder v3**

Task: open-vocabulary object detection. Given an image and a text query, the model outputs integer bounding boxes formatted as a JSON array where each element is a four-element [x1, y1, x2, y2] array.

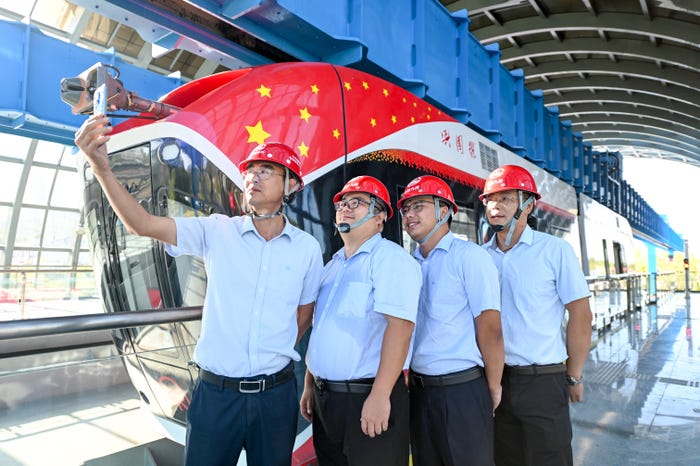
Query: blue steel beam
[[0, 19, 182, 145]]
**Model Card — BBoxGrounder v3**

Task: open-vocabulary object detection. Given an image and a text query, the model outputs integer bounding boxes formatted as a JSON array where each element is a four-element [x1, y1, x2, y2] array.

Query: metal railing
[[0, 306, 202, 341]]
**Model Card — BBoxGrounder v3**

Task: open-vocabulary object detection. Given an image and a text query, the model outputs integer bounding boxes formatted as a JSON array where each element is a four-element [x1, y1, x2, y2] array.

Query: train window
[[613, 241, 627, 274], [115, 220, 165, 311], [452, 205, 475, 242], [164, 197, 207, 309], [107, 144, 165, 313]]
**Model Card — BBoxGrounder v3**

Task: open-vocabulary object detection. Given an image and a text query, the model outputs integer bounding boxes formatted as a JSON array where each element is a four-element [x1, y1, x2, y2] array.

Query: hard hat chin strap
[[247, 210, 283, 220], [417, 198, 452, 245], [335, 197, 381, 233], [488, 192, 535, 248]]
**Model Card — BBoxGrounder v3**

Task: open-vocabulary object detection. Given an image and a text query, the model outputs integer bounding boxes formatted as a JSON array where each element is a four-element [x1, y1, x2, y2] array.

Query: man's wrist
[[566, 374, 584, 386]]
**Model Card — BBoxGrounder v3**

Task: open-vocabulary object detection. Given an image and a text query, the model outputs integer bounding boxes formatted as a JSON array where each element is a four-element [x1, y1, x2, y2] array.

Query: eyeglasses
[[399, 200, 429, 216], [243, 166, 284, 181], [483, 194, 519, 206], [334, 197, 372, 211]]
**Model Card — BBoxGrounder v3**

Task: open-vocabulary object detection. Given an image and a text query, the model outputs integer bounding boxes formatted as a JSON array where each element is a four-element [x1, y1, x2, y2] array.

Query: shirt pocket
[[336, 281, 372, 318]]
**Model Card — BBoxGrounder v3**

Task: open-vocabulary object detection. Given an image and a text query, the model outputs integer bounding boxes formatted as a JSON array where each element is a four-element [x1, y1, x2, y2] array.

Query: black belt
[[199, 362, 294, 393], [314, 377, 374, 394], [409, 366, 483, 388], [504, 363, 566, 376]]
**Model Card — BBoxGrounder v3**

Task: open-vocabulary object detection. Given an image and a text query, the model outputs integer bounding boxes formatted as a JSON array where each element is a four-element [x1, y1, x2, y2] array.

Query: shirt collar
[[413, 231, 454, 260], [333, 232, 382, 261], [484, 225, 534, 251]]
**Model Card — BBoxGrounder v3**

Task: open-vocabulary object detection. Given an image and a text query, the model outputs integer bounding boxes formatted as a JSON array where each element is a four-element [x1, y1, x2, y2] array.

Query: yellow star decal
[[427, 114, 431, 120], [297, 141, 309, 157], [383, 88, 389, 97], [332, 129, 340, 139], [362, 81, 369, 90], [344, 81, 352, 91], [299, 107, 312, 123], [311, 84, 319, 94], [256, 84, 271, 98], [245, 121, 271, 145], [391, 115, 397, 124], [370, 118, 377, 127], [402, 97, 407, 103], [411, 116, 415, 123], [413, 102, 417, 108], [428, 106, 432, 112]]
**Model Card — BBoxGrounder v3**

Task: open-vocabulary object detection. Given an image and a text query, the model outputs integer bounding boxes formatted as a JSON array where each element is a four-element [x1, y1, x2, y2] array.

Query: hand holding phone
[[93, 64, 108, 117]]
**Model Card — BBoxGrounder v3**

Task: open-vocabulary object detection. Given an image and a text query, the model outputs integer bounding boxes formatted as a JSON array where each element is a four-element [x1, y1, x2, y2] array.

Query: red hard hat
[[333, 176, 393, 219], [238, 142, 304, 188], [479, 165, 540, 200], [398, 175, 458, 214]]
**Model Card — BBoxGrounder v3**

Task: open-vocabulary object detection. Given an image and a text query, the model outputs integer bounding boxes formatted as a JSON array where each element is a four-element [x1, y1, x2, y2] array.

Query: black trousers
[[312, 376, 409, 466], [410, 375, 494, 466], [494, 372, 573, 466]]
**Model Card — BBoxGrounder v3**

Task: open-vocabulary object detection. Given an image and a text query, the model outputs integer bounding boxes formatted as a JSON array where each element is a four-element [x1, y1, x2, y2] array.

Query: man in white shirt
[[481, 165, 592, 466], [76, 114, 323, 466], [399, 175, 503, 466], [300, 175, 421, 466]]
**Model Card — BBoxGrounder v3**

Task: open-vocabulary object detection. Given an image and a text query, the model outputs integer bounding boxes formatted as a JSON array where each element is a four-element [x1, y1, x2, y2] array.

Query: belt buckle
[[314, 378, 326, 391], [239, 379, 265, 393]]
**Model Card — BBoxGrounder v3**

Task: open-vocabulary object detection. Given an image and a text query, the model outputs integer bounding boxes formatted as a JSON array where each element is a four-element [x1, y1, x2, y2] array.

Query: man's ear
[[525, 199, 535, 215], [440, 203, 450, 218], [287, 175, 299, 192]]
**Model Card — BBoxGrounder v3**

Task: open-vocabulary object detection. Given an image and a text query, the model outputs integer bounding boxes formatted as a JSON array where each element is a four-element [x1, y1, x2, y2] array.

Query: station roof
[[443, 0, 700, 168]]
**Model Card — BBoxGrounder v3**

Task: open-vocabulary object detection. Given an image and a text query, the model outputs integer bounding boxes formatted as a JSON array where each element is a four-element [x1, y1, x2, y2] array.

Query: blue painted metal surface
[[0, 0, 685, 251], [0, 19, 182, 145]]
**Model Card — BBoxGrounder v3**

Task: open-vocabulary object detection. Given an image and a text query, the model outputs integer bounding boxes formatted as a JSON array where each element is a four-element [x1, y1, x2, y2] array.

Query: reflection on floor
[[573, 293, 700, 466], [0, 384, 166, 466], [0, 294, 698, 465]]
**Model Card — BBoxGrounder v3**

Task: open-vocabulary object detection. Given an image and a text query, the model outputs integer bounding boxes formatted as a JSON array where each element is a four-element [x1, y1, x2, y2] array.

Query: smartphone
[[93, 64, 108, 117]]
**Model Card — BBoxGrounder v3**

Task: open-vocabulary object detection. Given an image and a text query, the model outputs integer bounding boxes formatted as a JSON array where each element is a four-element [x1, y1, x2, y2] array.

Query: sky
[[622, 157, 698, 255]]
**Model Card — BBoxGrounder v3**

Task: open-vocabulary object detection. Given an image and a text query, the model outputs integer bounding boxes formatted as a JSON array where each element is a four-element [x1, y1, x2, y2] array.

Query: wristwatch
[[566, 374, 583, 386]]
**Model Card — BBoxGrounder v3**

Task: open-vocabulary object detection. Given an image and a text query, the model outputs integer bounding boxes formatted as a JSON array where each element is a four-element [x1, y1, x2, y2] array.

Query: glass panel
[[166, 198, 207, 308], [78, 250, 92, 266], [30, 0, 85, 35], [33, 139, 64, 165], [16, 208, 46, 247], [42, 210, 80, 248], [60, 146, 79, 169], [116, 224, 163, 310], [0, 161, 23, 202], [81, 13, 117, 48], [50, 170, 83, 209], [23, 166, 55, 205], [10, 249, 39, 267], [0, 133, 31, 160], [39, 250, 72, 266], [0, 205, 11, 247]]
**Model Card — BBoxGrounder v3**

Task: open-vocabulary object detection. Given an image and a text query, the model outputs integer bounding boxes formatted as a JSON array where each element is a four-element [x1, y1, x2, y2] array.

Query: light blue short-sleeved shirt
[[166, 214, 323, 377], [483, 226, 591, 366], [411, 232, 500, 375], [307, 233, 421, 381]]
